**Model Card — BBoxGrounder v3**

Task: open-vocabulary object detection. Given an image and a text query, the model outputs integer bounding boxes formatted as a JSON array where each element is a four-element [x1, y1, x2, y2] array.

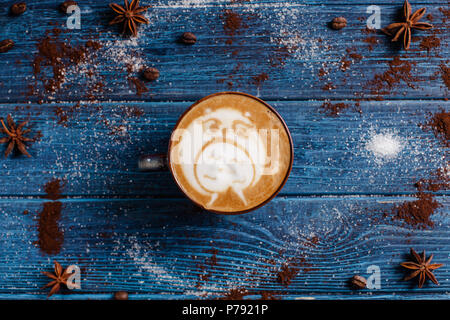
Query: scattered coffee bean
[[350, 275, 367, 289], [10, 2, 27, 16], [114, 291, 129, 300], [0, 39, 15, 53], [60, 1, 77, 13], [180, 32, 197, 45], [331, 17, 347, 30], [143, 67, 160, 81]]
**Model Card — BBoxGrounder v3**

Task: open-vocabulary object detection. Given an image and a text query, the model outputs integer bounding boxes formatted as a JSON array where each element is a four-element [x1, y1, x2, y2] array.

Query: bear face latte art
[[169, 93, 293, 214]]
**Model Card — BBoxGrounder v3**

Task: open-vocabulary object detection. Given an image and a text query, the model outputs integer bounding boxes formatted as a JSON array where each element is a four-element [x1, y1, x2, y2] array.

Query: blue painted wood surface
[[0, 0, 448, 300]]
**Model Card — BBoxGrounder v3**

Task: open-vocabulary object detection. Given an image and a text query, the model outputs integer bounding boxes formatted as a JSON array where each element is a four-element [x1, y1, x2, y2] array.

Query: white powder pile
[[365, 132, 403, 160]]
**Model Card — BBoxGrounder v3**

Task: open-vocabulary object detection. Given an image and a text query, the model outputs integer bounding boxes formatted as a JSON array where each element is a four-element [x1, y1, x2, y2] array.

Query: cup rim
[[167, 91, 294, 215]]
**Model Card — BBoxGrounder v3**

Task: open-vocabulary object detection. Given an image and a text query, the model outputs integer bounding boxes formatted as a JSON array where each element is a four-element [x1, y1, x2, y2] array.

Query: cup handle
[[138, 154, 168, 171]]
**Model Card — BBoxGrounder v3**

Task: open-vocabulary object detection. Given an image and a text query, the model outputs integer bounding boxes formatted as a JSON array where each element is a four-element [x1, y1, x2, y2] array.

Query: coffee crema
[[169, 93, 293, 213]]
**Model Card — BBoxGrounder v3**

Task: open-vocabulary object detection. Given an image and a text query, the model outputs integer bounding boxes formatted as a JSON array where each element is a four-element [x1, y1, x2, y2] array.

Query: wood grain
[[0, 0, 448, 300], [0, 1, 448, 102], [0, 196, 448, 299], [0, 100, 447, 196]]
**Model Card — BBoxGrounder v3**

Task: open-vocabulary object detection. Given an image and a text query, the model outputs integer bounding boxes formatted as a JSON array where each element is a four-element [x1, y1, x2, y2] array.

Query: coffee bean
[[0, 40, 15, 53], [350, 275, 367, 289], [114, 291, 129, 300], [10, 2, 27, 16], [143, 67, 160, 81], [331, 17, 347, 30], [60, 1, 78, 13], [180, 32, 197, 45]]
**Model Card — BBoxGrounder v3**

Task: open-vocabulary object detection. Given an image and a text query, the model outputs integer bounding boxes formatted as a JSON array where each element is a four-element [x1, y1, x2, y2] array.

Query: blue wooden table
[[0, 0, 448, 300]]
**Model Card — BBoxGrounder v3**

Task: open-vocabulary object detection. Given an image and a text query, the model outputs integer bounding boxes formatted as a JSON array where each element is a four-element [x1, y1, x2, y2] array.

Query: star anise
[[382, 0, 433, 50], [109, 0, 149, 37], [42, 261, 70, 297], [0, 114, 35, 158], [400, 248, 443, 288]]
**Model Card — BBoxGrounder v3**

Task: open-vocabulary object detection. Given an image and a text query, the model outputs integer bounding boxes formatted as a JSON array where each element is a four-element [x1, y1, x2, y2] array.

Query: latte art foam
[[174, 108, 273, 206], [195, 141, 256, 206], [170, 93, 292, 213]]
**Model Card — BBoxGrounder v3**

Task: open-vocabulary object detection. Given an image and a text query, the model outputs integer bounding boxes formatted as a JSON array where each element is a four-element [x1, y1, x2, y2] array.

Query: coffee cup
[[139, 92, 294, 214]]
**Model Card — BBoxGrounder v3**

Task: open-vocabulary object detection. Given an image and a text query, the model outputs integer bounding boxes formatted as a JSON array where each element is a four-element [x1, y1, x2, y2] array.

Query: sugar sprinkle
[[365, 132, 404, 160]]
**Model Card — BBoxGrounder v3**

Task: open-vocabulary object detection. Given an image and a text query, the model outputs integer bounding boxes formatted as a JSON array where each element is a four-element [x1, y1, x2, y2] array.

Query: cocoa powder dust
[[34, 178, 66, 255], [388, 168, 449, 229], [423, 109, 450, 147]]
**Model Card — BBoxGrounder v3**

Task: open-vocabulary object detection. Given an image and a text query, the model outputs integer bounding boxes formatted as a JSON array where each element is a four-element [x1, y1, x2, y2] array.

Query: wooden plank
[[0, 0, 448, 302], [0, 100, 447, 196], [0, 1, 448, 102], [1, 293, 450, 300], [0, 196, 448, 299]]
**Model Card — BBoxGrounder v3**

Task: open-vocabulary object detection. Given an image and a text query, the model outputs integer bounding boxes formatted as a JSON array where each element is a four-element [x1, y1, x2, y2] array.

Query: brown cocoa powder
[[260, 291, 278, 300], [252, 72, 269, 87], [220, 288, 278, 300], [419, 35, 441, 54], [220, 288, 249, 300], [363, 36, 379, 51], [315, 48, 364, 103], [389, 168, 448, 229], [390, 193, 441, 229], [193, 247, 220, 288], [222, 10, 247, 38], [365, 56, 418, 98], [440, 63, 450, 90], [320, 101, 351, 116], [422, 109, 450, 147], [60, 1, 78, 14], [276, 262, 298, 287], [31, 28, 102, 100], [274, 256, 315, 288], [340, 51, 362, 72], [53, 103, 81, 127], [205, 248, 219, 267], [36, 202, 64, 255], [415, 167, 450, 192], [439, 7, 450, 23], [42, 178, 66, 200], [35, 178, 65, 255], [322, 82, 336, 91], [318, 68, 328, 78], [218, 9, 250, 88], [269, 44, 293, 68]]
